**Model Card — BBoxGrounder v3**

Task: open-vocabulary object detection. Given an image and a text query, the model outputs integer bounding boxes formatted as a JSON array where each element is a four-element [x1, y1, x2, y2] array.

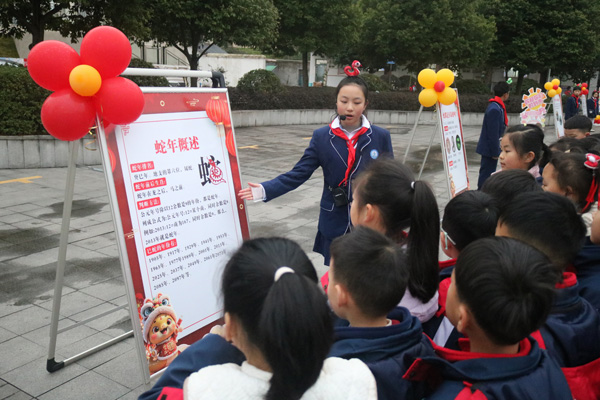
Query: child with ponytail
[[542, 151, 600, 235], [321, 159, 440, 328], [499, 124, 550, 178], [183, 237, 377, 400]]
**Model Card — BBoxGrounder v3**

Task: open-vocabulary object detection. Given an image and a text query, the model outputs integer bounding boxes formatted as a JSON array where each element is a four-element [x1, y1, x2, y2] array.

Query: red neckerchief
[[556, 272, 577, 289], [428, 335, 532, 362], [330, 122, 369, 186], [572, 94, 580, 109], [594, 98, 598, 112], [489, 96, 508, 126]]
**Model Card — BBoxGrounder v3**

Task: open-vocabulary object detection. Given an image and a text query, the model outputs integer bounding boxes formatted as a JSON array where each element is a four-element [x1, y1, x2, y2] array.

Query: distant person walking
[[565, 86, 582, 120], [476, 81, 510, 189]]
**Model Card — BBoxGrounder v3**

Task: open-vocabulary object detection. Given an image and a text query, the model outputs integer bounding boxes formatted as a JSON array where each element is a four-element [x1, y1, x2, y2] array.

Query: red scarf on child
[[572, 94, 580, 109], [330, 120, 369, 186], [489, 96, 508, 126]]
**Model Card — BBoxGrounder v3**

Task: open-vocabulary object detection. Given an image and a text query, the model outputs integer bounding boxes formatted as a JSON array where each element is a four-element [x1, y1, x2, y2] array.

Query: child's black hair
[[455, 237, 557, 346], [222, 237, 333, 400], [480, 169, 542, 215], [336, 76, 369, 102], [549, 137, 587, 153], [329, 226, 407, 317], [498, 191, 586, 272], [503, 124, 551, 169], [493, 81, 510, 97], [564, 115, 593, 133], [442, 191, 498, 251], [353, 159, 439, 304], [546, 151, 600, 212]]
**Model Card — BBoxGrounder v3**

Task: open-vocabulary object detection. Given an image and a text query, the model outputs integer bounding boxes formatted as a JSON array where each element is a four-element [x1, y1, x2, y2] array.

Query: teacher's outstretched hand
[[238, 182, 261, 201]]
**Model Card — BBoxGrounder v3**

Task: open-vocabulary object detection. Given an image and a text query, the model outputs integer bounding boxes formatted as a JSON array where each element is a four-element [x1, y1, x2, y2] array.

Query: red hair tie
[[584, 153, 600, 170], [344, 60, 362, 77], [583, 154, 600, 213]]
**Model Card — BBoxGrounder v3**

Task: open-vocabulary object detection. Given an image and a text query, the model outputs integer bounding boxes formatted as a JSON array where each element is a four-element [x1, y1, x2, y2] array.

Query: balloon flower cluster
[[27, 26, 145, 141], [417, 69, 457, 107], [578, 82, 590, 96], [594, 115, 600, 125], [543, 79, 562, 98]]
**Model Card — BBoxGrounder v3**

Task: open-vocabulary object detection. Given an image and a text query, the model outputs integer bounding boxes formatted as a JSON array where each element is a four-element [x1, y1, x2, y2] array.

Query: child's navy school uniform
[[404, 337, 573, 400], [536, 272, 600, 368], [261, 119, 393, 265], [565, 95, 581, 120], [587, 97, 599, 118], [329, 306, 435, 400], [573, 237, 600, 313]]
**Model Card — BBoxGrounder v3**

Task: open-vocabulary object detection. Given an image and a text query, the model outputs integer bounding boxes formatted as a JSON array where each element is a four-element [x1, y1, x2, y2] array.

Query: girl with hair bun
[[183, 237, 377, 400]]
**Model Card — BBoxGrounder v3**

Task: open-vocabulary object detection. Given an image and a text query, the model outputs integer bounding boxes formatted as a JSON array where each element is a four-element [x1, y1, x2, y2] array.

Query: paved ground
[[0, 121, 505, 399]]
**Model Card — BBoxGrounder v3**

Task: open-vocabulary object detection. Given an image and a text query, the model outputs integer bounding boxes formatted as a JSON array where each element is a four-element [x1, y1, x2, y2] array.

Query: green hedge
[[0, 66, 523, 136], [0, 65, 49, 135], [227, 87, 523, 113]]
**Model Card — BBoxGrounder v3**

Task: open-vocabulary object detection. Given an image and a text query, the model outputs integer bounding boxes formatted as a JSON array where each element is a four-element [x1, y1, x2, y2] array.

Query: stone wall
[[0, 110, 551, 168]]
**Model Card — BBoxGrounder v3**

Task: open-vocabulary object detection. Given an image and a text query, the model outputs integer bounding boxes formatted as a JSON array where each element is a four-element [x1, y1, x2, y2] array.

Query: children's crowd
[[138, 77, 600, 400]]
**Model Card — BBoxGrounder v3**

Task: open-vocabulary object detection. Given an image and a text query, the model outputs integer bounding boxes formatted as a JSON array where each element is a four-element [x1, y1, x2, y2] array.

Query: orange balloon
[[69, 64, 102, 97], [439, 87, 457, 105], [544, 82, 553, 91], [436, 69, 455, 87], [418, 69, 437, 89], [419, 88, 438, 107]]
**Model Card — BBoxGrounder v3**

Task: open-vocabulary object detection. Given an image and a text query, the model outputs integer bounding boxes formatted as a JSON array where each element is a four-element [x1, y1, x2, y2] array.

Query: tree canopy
[[0, 0, 149, 48], [147, 0, 278, 85]]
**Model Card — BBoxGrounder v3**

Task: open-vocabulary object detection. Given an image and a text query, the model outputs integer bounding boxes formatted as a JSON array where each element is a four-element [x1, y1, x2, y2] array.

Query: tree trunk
[[302, 51, 309, 88], [29, 0, 44, 49], [539, 69, 549, 87], [189, 40, 200, 87], [515, 72, 525, 95]]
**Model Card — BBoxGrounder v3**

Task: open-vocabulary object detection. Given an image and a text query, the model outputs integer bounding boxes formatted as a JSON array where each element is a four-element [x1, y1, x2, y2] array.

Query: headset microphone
[[339, 115, 347, 121]]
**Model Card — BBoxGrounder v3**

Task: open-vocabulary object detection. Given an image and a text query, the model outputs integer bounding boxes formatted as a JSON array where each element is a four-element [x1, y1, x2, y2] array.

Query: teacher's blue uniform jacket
[[261, 123, 393, 264], [404, 337, 573, 400]]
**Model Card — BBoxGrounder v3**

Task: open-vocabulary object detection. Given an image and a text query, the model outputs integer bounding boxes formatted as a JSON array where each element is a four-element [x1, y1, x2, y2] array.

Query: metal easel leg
[[418, 120, 441, 180], [47, 141, 78, 372], [403, 105, 424, 164]]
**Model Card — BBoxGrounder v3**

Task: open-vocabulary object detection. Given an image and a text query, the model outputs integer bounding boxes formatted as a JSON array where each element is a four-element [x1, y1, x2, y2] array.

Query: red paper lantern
[[205, 96, 230, 126]]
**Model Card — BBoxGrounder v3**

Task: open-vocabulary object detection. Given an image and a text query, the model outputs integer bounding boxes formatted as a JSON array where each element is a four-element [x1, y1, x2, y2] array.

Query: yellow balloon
[[419, 88, 438, 107], [548, 89, 557, 98], [551, 78, 560, 86], [557, 87, 562, 94], [439, 87, 457, 105], [418, 69, 437, 89], [69, 64, 102, 97], [544, 82, 553, 91], [436, 69, 455, 86]]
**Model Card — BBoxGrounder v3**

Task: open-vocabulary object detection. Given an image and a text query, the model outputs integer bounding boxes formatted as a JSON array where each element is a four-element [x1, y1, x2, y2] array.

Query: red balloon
[[80, 26, 132, 79], [41, 89, 96, 141], [95, 77, 144, 124], [433, 81, 445, 93], [582, 83, 588, 88], [27, 41, 81, 91], [553, 85, 558, 90]]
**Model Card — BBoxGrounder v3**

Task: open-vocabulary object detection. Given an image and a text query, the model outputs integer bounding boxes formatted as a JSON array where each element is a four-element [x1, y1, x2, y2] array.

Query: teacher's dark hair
[[222, 237, 333, 400]]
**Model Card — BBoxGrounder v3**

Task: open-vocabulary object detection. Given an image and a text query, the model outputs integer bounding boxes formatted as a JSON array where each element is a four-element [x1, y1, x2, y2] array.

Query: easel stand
[[401, 106, 443, 180], [46, 68, 226, 383]]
